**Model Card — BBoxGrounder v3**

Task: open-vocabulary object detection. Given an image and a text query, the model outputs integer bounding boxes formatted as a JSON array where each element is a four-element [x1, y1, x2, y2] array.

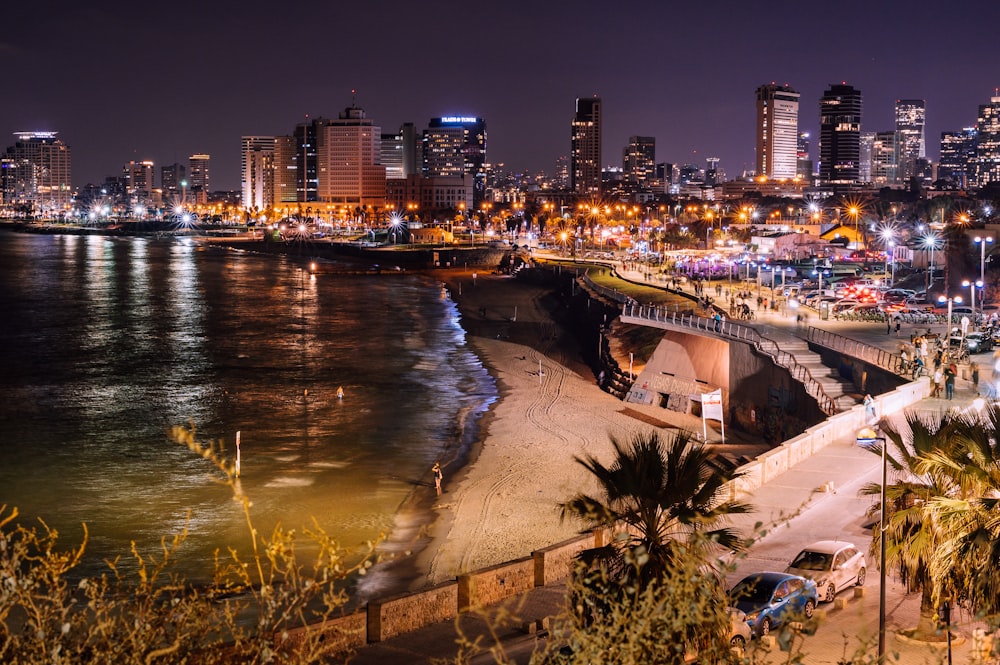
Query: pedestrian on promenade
[[971, 361, 980, 393], [895, 319, 901, 336], [944, 363, 957, 400], [900, 348, 909, 372], [886, 317, 891, 334], [864, 394, 876, 424], [932, 367, 943, 398]]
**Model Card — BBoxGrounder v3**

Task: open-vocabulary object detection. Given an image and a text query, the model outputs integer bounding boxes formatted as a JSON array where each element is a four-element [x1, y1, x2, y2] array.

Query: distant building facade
[[0, 131, 73, 215], [973, 95, 1000, 189], [241, 136, 276, 213], [939, 127, 977, 189], [422, 116, 486, 206], [819, 83, 863, 187], [895, 99, 925, 182], [317, 105, 386, 207], [571, 96, 602, 196], [623, 135, 656, 187], [755, 83, 800, 179]]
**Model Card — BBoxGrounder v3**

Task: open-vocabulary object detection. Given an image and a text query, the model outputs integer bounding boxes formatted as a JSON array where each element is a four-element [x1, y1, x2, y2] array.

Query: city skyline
[[4, 0, 1000, 190]]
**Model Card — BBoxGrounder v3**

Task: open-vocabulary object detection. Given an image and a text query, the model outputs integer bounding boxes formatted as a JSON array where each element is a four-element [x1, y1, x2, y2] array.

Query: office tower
[[870, 131, 900, 185], [553, 155, 570, 189], [571, 96, 602, 196], [123, 160, 155, 202], [705, 157, 723, 186], [241, 136, 276, 212], [973, 95, 1000, 189], [316, 105, 386, 206], [188, 154, 210, 192], [755, 83, 800, 178], [381, 132, 405, 180], [939, 128, 977, 188], [381, 123, 418, 181], [859, 132, 875, 183], [819, 83, 862, 186], [623, 136, 655, 187], [895, 99, 925, 182], [273, 136, 297, 204], [0, 131, 72, 214], [292, 118, 322, 202], [796, 132, 813, 180], [422, 116, 487, 205], [161, 163, 186, 194]]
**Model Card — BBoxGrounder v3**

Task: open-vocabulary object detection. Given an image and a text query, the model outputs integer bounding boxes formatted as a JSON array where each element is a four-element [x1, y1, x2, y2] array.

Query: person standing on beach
[[432, 461, 443, 495]]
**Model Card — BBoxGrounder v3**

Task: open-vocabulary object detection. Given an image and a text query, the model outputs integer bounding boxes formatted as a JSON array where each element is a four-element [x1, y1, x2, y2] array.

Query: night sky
[[4, 0, 1000, 191]]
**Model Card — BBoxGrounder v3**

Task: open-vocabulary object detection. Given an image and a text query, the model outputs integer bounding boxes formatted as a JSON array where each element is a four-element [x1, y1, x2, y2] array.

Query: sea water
[[0, 232, 495, 591]]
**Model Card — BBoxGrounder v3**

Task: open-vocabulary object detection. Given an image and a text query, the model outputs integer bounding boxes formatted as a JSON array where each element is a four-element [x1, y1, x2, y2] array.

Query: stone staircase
[[771, 335, 861, 411]]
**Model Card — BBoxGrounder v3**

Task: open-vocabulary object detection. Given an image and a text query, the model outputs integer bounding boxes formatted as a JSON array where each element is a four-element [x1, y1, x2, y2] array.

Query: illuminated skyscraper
[[241, 136, 276, 212], [123, 160, 155, 202], [161, 163, 186, 194], [819, 83, 862, 186], [188, 154, 210, 193], [973, 95, 1000, 189], [623, 136, 655, 187], [422, 116, 487, 204], [755, 83, 800, 179], [895, 99, 925, 182], [317, 105, 386, 206], [870, 131, 900, 185], [571, 96, 602, 196], [0, 131, 72, 214], [939, 127, 977, 189]]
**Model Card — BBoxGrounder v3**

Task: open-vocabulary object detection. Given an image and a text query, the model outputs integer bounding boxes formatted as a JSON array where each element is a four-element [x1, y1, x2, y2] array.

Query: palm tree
[[919, 404, 1000, 621], [560, 430, 751, 590], [860, 410, 964, 640]]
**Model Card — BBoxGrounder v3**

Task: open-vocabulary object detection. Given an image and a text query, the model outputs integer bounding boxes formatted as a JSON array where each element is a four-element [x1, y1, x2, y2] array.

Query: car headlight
[[745, 610, 760, 621]]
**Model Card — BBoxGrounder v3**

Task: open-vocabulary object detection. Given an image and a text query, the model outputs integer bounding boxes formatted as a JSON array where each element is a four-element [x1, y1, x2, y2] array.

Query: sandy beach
[[407, 267, 703, 586]]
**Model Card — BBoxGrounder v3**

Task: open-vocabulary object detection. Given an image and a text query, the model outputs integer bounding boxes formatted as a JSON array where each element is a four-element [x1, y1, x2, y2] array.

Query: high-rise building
[[796, 132, 813, 180], [273, 135, 297, 204], [292, 118, 322, 202], [123, 160, 155, 202], [939, 127, 977, 189], [422, 117, 487, 205], [381, 132, 405, 181], [895, 99, 925, 182], [571, 96, 602, 196], [188, 154, 210, 193], [819, 83, 863, 186], [755, 83, 800, 179], [623, 136, 655, 187], [0, 131, 72, 214], [870, 131, 900, 185], [316, 105, 385, 206], [161, 163, 186, 194], [553, 155, 570, 189], [859, 132, 875, 184], [973, 95, 1000, 189], [241, 136, 276, 213]]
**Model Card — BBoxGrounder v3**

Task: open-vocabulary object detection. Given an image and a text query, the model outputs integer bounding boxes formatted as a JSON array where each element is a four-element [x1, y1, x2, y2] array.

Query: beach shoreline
[[363, 267, 716, 594]]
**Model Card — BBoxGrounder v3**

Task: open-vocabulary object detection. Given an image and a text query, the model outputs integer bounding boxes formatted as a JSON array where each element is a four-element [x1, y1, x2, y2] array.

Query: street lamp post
[[938, 295, 963, 331], [975, 236, 994, 284], [962, 280, 983, 327], [857, 427, 887, 665]]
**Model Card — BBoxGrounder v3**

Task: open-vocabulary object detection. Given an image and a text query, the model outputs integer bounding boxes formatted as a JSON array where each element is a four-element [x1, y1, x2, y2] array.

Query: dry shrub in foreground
[[0, 424, 379, 664]]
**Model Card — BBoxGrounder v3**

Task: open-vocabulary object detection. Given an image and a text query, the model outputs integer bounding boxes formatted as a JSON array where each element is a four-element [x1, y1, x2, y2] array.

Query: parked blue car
[[731, 572, 818, 637]]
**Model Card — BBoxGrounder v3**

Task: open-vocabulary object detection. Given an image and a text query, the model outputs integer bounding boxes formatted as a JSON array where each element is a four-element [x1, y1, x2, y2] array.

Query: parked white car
[[784, 540, 866, 603]]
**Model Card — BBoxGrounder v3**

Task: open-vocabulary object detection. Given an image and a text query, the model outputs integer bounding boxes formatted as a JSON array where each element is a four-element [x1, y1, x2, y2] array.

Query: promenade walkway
[[347, 267, 994, 664]]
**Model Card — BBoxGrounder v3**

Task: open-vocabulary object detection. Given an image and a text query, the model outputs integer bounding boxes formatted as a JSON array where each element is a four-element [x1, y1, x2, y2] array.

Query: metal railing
[[622, 302, 839, 415], [805, 326, 909, 377]]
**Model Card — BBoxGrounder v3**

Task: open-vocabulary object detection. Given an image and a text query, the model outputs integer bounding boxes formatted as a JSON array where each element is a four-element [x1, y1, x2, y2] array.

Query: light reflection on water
[[0, 232, 495, 590]]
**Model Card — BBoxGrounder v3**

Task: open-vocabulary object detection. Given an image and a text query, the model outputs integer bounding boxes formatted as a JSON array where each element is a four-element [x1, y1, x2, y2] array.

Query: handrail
[[622, 302, 839, 415], [805, 326, 909, 377]]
